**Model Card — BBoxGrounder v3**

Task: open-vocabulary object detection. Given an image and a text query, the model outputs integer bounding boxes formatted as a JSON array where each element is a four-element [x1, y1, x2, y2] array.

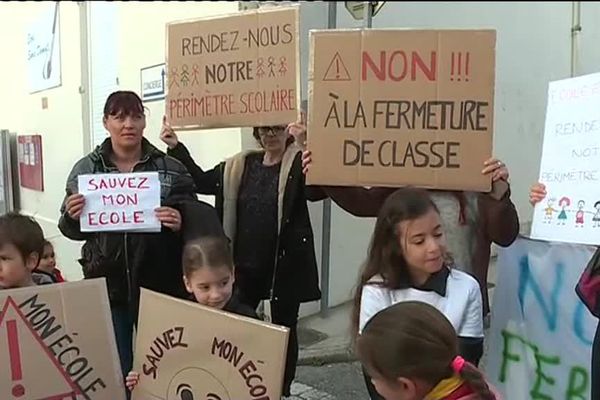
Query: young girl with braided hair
[[357, 301, 498, 400]]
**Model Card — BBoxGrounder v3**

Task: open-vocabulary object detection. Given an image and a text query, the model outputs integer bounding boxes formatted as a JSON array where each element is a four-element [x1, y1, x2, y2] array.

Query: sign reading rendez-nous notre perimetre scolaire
[[166, 6, 300, 130]]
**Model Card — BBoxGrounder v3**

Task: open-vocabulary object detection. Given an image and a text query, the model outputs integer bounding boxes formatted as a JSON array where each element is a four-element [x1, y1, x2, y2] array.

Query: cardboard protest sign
[[132, 289, 289, 400], [531, 72, 600, 245], [78, 172, 161, 233], [166, 6, 300, 129], [0, 279, 126, 399], [306, 29, 496, 191]]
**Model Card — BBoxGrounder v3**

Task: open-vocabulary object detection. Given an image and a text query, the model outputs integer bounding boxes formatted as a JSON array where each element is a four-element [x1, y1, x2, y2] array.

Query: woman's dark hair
[[357, 301, 495, 400], [595, 200, 600, 208], [351, 188, 442, 334], [103, 91, 145, 119], [182, 237, 234, 277], [252, 126, 295, 148]]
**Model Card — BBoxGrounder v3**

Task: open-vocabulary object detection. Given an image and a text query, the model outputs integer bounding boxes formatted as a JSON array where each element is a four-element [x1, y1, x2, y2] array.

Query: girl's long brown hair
[[351, 188, 440, 335], [357, 301, 495, 400]]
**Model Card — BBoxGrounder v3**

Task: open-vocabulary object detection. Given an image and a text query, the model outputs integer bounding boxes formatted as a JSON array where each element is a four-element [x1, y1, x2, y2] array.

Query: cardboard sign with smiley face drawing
[[132, 289, 289, 400]]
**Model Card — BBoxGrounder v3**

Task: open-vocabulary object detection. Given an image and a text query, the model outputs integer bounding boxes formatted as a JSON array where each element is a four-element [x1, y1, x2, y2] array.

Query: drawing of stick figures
[[593, 201, 600, 228], [169, 66, 180, 89], [191, 64, 200, 86], [557, 196, 570, 226], [279, 56, 288, 77], [180, 64, 190, 87], [268, 56, 276, 78], [575, 200, 585, 227], [256, 57, 265, 79], [544, 198, 556, 224]]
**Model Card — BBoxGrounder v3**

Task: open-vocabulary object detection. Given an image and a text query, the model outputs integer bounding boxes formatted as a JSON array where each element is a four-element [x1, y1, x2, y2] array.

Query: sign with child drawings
[[166, 6, 300, 129], [78, 172, 161, 233], [0, 279, 126, 399], [486, 237, 596, 399], [531, 72, 600, 245], [132, 289, 289, 400], [306, 29, 496, 191]]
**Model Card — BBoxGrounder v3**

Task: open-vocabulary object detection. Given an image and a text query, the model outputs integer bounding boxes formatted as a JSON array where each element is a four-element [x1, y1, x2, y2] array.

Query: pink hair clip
[[451, 356, 466, 374]]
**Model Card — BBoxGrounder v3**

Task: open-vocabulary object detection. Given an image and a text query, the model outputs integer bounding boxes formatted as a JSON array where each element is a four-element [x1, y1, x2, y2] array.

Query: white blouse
[[359, 269, 484, 338]]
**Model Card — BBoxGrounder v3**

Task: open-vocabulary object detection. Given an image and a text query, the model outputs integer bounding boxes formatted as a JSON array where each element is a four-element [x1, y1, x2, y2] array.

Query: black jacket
[[188, 290, 259, 319], [58, 138, 223, 313], [168, 142, 325, 303], [222, 291, 259, 319]]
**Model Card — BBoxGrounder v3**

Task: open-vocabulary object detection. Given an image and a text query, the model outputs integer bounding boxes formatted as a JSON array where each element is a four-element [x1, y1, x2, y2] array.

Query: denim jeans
[[110, 305, 134, 379]]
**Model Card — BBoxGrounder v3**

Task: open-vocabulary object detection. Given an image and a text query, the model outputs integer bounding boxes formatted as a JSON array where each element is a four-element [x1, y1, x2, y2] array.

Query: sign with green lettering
[[487, 238, 596, 399]]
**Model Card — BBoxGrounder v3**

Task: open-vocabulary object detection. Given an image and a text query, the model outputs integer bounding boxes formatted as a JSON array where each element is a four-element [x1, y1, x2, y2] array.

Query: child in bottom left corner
[[0, 212, 55, 289], [125, 235, 259, 392]]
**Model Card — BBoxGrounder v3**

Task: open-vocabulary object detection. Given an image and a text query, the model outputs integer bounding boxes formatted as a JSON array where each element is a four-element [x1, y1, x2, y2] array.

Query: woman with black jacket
[[160, 116, 325, 397], [58, 92, 223, 380]]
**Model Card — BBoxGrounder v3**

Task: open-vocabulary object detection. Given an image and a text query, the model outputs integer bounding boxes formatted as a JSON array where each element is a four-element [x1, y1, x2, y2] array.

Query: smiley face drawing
[[166, 368, 231, 400]]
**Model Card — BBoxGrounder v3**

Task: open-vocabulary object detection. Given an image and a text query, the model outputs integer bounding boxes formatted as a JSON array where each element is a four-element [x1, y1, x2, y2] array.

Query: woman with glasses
[[160, 116, 325, 398]]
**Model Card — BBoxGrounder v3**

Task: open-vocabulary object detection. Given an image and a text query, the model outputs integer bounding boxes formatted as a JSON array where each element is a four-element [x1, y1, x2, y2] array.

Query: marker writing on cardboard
[[180, 24, 293, 56], [212, 337, 271, 400], [343, 139, 461, 169], [7, 320, 26, 398], [18, 295, 106, 399], [168, 89, 295, 120], [142, 327, 188, 379], [324, 93, 489, 131], [362, 49, 437, 82]]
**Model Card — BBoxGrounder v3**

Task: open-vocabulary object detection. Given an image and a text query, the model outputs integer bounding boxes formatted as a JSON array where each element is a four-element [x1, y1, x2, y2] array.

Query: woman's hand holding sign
[[65, 193, 86, 220], [160, 116, 179, 150], [529, 182, 547, 206], [482, 157, 509, 182], [155, 207, 182, 232], [288, 111, 307, 149], [301, 150, 312, 175]]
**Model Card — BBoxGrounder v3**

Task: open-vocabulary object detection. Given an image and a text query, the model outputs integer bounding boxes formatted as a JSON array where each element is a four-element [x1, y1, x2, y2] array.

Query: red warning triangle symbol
[[323, 52, 351, 81], [0, 296, 83, 400]]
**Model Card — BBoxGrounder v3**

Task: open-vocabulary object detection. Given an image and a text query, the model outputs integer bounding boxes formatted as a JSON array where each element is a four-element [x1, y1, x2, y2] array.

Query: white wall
[[115, 1, 242, 205], [577, 2, 600, 76], [0, 2, 85, 280]]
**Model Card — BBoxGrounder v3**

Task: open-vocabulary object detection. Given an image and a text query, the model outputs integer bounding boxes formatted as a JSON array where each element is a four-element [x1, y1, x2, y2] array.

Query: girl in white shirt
[[352, 188, 484, 400]]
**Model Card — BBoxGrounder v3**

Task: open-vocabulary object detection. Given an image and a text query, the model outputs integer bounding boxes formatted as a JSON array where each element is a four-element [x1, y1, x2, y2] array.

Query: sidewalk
[[298, 257, 498, 366], [298, 302, 354, 366]]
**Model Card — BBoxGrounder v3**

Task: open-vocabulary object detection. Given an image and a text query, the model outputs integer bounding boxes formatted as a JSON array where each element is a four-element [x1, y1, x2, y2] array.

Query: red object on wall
[[18, 135, 44, 192]]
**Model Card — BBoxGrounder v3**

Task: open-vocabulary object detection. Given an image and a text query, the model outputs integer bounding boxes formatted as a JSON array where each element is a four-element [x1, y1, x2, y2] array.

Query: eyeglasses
[[257, 126, 287, 136]]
